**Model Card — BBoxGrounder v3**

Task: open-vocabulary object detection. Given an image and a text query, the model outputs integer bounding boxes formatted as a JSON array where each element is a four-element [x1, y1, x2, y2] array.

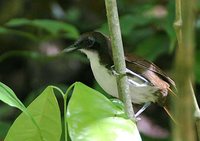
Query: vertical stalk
[[173, 0, 197, 140], [63, 83, 75, 141], [63, 97, 68, 141], [105, 0, 135, 120]]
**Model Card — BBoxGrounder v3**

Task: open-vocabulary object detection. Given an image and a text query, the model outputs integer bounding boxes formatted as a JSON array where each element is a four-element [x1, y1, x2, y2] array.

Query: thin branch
[[105, 0, 135, 120]]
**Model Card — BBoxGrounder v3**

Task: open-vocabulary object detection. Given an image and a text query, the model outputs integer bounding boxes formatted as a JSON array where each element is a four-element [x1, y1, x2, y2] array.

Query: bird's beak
[[62, 44, 78, 53]]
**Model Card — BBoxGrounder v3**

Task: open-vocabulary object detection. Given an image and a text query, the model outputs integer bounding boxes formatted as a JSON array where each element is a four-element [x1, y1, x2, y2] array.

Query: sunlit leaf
[[5, 86, 62, 141], [67, 82, 141, 141], [0, 82, 25, 111]]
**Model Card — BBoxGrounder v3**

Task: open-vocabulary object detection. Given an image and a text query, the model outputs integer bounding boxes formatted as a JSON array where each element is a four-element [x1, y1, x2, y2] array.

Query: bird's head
[[63, 31, 111, 55], [63, 31, 113, 65]]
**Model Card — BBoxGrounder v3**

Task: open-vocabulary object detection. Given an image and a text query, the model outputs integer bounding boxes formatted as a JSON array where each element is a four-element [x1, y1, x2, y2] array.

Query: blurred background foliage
[[0, 0, 199, 141]]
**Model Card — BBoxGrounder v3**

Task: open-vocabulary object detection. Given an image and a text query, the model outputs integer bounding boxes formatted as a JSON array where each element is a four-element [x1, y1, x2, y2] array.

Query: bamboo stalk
[[105, 0, 135, 120], [172, 0, 197, 140]]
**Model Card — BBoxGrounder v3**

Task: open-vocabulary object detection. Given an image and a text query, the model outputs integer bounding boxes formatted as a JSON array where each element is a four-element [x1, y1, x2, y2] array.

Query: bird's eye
[[87, 36, 95, 47]]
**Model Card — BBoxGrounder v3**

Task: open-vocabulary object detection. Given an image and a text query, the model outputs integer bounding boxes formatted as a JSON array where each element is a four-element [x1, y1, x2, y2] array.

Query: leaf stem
[[63, 83, 75, 141]]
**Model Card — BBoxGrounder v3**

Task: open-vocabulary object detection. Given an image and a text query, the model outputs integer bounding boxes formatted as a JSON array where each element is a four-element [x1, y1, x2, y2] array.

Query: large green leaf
[[0, 82, 25, 111], [5, 86, 62, 141], [67, 82, 141, 141]]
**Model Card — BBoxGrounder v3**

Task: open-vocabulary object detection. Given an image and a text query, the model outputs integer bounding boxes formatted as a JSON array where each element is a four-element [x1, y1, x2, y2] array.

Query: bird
[[63, 31, 176, 119]]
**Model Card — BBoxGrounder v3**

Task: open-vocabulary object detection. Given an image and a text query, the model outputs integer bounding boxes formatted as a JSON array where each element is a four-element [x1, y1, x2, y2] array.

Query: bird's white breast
[[80, 49, 119, 97], [80, 49, 158, 104]]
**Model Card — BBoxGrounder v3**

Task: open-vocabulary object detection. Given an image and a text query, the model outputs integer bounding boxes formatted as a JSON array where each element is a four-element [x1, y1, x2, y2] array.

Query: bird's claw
[[111, 65, 127, 77], [135, 102, 151, 117], [111, 66, 119, 76], [136, 117, 141, 121]]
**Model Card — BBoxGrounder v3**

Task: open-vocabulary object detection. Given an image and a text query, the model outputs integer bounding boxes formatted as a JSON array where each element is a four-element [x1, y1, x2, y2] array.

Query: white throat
[[80, 49, 119, 97]]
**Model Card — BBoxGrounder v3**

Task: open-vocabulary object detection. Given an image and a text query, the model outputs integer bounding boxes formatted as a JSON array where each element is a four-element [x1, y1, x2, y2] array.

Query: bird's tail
[[163, 87, 178, 124], [163, 106, 177, 124], [168, 87, 177, 97]]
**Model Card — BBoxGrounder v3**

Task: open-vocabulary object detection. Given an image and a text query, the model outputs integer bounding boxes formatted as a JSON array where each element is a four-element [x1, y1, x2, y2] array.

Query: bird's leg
[[111, 65, 118, 75], [111, 65, 126, 77], [111, 65, 151, 118], [135, 102, 151, 118]]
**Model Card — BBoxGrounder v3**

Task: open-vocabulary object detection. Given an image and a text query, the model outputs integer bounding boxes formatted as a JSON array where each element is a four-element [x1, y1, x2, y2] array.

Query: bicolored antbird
[[64, 31, 176, 120]]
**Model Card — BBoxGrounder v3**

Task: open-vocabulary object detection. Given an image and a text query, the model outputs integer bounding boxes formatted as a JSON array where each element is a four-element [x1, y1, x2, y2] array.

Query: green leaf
[[0, 26, 38, 41], [134, 34, 168, 61], [120, 15, 152, 36], [0, 27, 9, 33], [5, 86, 62, 141], [32, 20, 79, 39], [0, 82, 25, 111], [6, 18, 79, 39], [99, 15, 153, 36], [110, 98, 125, 111], [6, 18, 31, 27], [67, 82, 141, 141]]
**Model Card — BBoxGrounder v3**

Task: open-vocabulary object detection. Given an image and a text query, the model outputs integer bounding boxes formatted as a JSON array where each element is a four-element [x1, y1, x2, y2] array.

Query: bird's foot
[[111, 65, 127, 77], [136, 117, 141, 121], [135, 102, 151, 117], [111, 65, 119, 76]]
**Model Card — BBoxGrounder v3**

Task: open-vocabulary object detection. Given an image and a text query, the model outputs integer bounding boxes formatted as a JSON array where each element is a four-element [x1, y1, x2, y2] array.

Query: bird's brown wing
[[125, 53, 176, 88]]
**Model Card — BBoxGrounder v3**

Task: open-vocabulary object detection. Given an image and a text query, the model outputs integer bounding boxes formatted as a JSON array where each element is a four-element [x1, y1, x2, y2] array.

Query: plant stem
[[105, 0, 135, 120], [63, 97, 68, 141], [173, 0, 197, 140], [63, 83, 75, 141]]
